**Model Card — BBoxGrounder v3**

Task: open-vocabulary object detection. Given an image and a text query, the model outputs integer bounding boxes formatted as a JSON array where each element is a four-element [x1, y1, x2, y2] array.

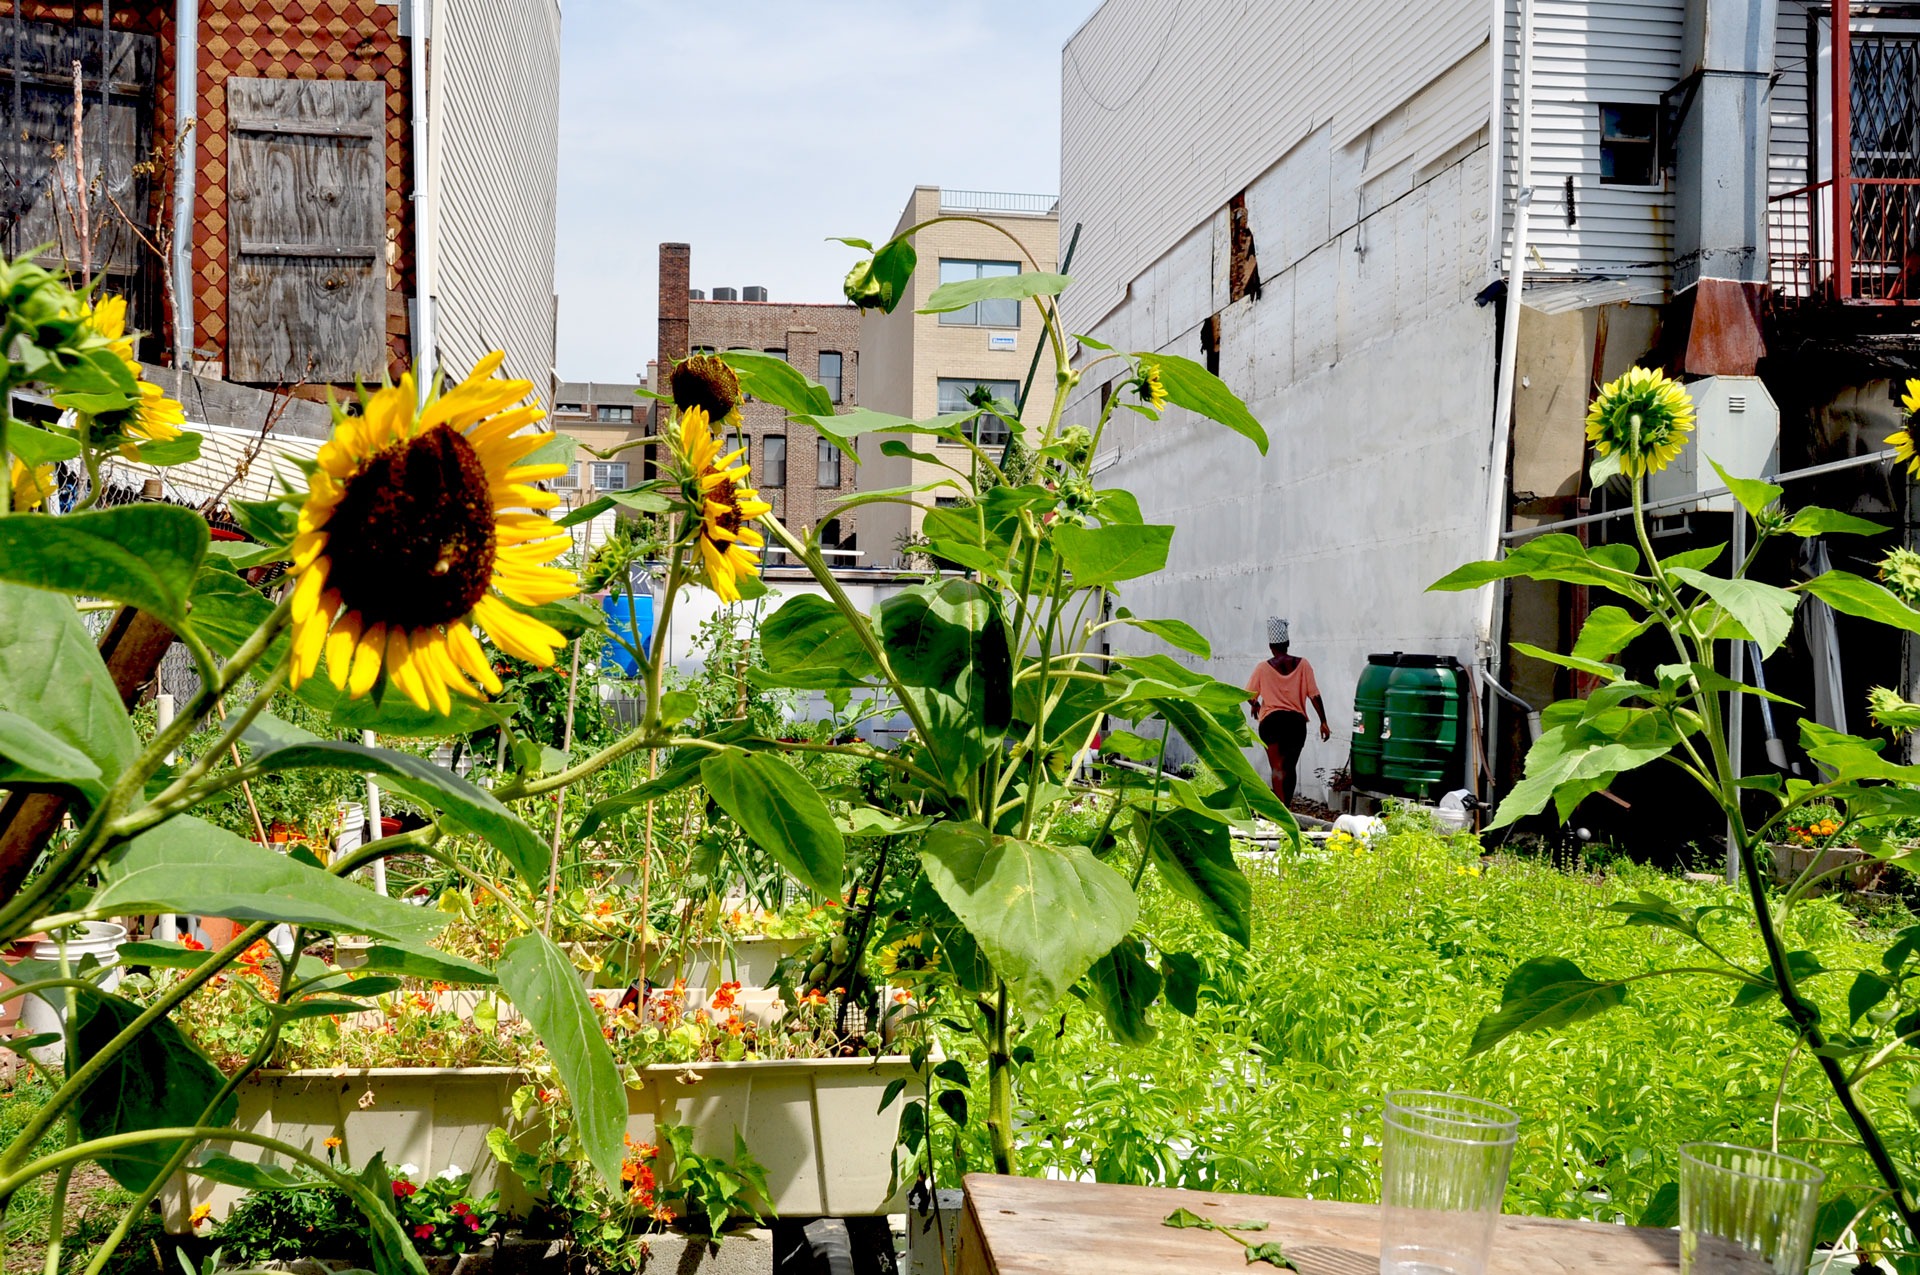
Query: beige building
[[859, 186, 1059, 565], [549, 381, 648, 546]]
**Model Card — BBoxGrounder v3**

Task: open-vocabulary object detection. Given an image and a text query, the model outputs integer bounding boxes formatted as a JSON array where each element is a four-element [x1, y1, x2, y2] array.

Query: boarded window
[[227, 78, 385, 384]]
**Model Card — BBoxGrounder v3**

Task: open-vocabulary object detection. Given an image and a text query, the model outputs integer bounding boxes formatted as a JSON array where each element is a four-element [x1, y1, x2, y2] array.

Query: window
[[591, 461, 628, 491], [1598, 103, 1658, 186], [555, 402, 585, 415], [818, 351, 843, 403], [596, 404, 633, 423], [762, 435, 788, 487], [722, 430, 750, 468], [817, 438, 842, 487], [556, 462, 580, 489], [937, 259, 1021, 327], [937, 377, 1020, 447]]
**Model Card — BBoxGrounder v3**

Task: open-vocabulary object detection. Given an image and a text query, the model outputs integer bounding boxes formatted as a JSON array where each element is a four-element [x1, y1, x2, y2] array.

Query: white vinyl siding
[[1058, 0, 1490, 335], [1772, 0, 1814, 197], [1501, 0, 1685, 287], [428, 0, 562, 399]]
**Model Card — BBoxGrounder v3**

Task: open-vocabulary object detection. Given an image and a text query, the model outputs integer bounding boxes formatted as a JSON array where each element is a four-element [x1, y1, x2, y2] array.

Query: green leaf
[[1571, 606, 1651, 664], [920, 271, 1070, 314], [1670, 568, 1798, 657], [1111, 613, 1211, 658], [7, 421, 80, 466], [1161, 951, 1203, 1016], [878, 580, 1011, 732], [243, 719, 547, 888], [1638, 1182, 1680, 1229], [1243, 1241, 1297, 1269], [1801, 570, 1920, 636], [0, 706, 102, 791], [1708, 457, 1783, 518], [1143, 808, 1252, 948], [187, 1152, 309, 1191], [760, 593, 880, 688], [571, 747, 706, 843], [353, 943, 497, 986], [835, 235, 917, 313], [94, 815, 445, 945], [1053, 523, 1174, 588], [1147, 696, 1296, 833], [701, 750, 846, 897], [1509, 642, 1622, 681], [0, 582, 135, 801], [717, 349, 834, 418], [1141, 353, 1269, 454], [1084, 936, 1162, 1046], [1100, 730, 1167, 763], [72, 990, 236, 1192], [1850, 970, 1894, 1025], [230, 496, 298, 549], [134, 431, 203, 466], [520, 431, 583, 472], [919, 821, 1137, 1014], [1164, 1208, 1209, 1229], [116, 940, 216, 970], [1660, 546, 1725, 573], [1786, 507, 1887, 537], [806, 407, 973, 452], [1430, 535, 1643, 596], [1467, 956, 1629, 1055], [0, 505, 206, 629], [496, 932, 626, 1193], [555, 483, 675, 527]]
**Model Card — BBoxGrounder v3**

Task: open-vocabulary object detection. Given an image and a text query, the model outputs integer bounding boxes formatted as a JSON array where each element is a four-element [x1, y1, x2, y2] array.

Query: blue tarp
[[601, 590, 653, 675]]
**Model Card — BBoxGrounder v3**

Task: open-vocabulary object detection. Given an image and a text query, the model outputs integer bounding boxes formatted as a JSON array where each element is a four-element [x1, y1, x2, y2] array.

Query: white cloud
[[555, 1, 1097, 381]]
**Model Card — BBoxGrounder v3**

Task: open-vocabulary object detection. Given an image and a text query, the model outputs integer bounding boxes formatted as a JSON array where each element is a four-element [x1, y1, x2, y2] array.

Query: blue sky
[[554, 2, 1097, 382]]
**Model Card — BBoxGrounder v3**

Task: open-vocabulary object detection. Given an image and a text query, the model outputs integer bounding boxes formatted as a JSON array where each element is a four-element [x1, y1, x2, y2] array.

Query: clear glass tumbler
[[1378, 1090, 1520, 1275], [1678, 1143, 1823, 1274]]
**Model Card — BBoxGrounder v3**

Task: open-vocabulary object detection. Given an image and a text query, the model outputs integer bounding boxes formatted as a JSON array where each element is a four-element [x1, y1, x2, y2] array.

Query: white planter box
[[630, 1054, 920, 1218], [159, 1054, 921, 1231], [158, 1066, 532, 1233], [577, 934, 806, 990]]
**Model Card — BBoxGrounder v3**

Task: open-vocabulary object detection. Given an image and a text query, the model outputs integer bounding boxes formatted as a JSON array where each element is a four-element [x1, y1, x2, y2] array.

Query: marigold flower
[[188, 1203, 212, 1229], [179, 935, 206, 951], [324, 1135, 342, 1150]]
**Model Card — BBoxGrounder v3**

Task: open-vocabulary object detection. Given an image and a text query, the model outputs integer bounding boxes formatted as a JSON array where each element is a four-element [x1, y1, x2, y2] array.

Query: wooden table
[[954, 1174, 1681, 1275]]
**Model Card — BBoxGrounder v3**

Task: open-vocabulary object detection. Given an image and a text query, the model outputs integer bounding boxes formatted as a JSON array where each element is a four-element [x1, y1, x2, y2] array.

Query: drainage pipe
[[409, 0, 433, 392], [1478, 0, 1536, 799], [171, 0, 194, 370]]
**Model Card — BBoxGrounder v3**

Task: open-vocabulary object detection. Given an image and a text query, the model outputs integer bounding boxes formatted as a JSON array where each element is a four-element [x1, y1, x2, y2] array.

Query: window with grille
[[936, 377, 1019, 447], [596, 404, 633, 422], [557, 462, 580, 489], [762, 435, 787, 487], [591, 461, 627, 491], [937, 259, 1022, 326]]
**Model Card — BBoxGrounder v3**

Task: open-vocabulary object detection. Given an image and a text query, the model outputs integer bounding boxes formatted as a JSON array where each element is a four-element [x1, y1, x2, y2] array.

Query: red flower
[[465, 1213, 483, 1231], [452, 1200, 472, 1217], [412, 1223, 435, 1239], [392, 1179, 417, 1198], [179, 935, 206, 951]]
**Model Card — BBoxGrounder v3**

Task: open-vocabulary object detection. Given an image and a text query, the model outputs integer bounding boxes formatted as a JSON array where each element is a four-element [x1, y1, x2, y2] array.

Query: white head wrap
[[1267, 617, 1289, 645]]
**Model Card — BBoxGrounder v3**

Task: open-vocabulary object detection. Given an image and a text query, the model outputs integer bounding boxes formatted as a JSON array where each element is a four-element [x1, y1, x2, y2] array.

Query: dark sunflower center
[[327, 424, 497, 628], [670, 354, 740, 420], [707, 480, 746, 538]]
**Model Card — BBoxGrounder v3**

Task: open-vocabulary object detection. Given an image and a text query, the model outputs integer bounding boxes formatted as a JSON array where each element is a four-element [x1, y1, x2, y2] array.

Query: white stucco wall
[[1062, 94, 1500, 801]]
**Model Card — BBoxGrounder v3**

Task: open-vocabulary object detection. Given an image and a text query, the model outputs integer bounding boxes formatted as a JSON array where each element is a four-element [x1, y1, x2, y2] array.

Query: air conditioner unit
[[1643, 375, 1778, 515], [742, 285, 768, 302], [711, 286, 738, 301]]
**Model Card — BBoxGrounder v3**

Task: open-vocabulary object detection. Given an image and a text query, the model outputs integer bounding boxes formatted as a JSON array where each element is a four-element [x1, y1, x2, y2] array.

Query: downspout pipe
[[171, 0, 194, 370], [409, 0, 433, 396], [1478, 0, 1535, 799]]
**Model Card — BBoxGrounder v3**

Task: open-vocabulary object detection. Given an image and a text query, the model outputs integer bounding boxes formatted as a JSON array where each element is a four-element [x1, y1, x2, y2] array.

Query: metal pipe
[[409, 0, 433, 393], [1504, 448, 1899, 540], [363, 729, 386, 896], [171, 0, 194, 370], [1479, 0, 1536, 800], [1833, 0, 1853, 300]]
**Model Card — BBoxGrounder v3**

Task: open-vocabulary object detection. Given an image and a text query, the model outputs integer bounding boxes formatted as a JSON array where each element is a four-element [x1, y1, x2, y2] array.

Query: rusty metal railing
[[1770, 177, 1920, 304]]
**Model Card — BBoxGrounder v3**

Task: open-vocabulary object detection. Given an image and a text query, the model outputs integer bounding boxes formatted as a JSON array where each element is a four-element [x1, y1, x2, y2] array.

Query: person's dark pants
[[1258, 710, 1309, 805]]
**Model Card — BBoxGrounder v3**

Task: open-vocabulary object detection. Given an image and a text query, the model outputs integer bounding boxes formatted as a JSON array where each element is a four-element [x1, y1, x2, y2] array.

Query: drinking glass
[[1378, 1090, 1520, 1275], [1678, 1143, 1823, 1274]]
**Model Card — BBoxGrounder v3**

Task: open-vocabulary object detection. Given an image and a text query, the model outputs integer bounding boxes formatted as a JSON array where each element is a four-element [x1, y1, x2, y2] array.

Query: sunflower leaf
[[0, 505, 206, 629], [717, 350, 833, 418]]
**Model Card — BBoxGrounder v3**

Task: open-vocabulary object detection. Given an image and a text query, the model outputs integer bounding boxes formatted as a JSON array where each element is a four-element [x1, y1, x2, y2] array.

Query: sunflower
[[669, 353, 742, 426], [1887, 379, 1920, 477], [9, 456, 53, 510], [286, 353, 579, 714], [675, 405, 770, 603], [81, 294, 186, 452], [876, 933, 930, 977], [1134, 361, 1168, 412], [1584, 366, 1696, 478]]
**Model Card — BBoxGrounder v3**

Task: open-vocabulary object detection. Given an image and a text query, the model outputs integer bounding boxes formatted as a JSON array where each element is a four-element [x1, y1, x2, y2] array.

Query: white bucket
[[21, 921, 128, 1065], [335, 802, 365, 857]]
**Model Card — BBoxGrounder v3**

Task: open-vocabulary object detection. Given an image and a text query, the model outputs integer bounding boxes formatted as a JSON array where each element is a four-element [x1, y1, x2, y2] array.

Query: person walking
[[1245, 617, 1331, 806]]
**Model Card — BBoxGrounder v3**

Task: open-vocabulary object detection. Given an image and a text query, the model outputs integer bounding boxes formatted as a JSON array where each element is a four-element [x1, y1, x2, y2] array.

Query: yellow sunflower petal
[[290, 558, 328, 623], [349, 623, 386, 697], [385, 628, 432, 712], [448, 621, 504, 694], [474, 593, 565, 665], [325, 611, 363, 692]]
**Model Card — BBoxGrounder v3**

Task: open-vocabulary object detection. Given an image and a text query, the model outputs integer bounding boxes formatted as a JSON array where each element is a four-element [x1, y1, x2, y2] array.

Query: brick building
[[0, 1, 559, 415], [655, 242, 863, 554], [549, 380, 647, 501]]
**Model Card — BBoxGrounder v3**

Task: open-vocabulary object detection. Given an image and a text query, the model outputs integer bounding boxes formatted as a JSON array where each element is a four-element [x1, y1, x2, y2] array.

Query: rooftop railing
[[937, 189, 1058, 216]]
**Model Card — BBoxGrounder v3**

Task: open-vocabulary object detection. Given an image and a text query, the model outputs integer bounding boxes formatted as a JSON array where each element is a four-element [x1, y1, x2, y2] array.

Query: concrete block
[[905, 1191, 965, 1275]]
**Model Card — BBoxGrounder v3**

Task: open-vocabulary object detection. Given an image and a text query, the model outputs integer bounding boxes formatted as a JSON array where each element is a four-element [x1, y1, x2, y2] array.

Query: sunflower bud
[[843, 257, 887, 310], [1881, 546, 1920, 605], [669, 354, 741, 424], [1584, 367, 1696, 478]]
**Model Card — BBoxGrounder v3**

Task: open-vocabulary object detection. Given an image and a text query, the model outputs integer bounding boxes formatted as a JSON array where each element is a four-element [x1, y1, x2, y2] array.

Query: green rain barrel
[[1351, 653, 1468, 800], [1350, 660, 1395, 792]]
